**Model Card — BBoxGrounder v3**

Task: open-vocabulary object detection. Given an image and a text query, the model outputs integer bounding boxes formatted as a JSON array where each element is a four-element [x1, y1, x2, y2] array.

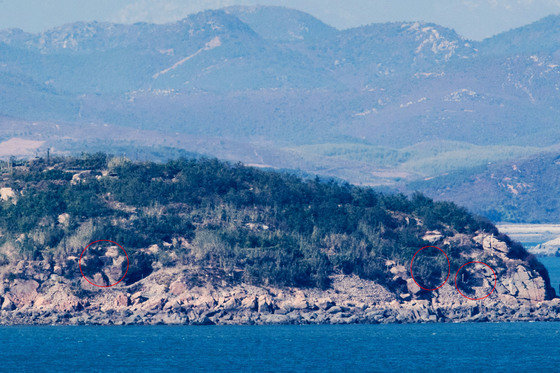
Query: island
[[0, 154, 558, 325]]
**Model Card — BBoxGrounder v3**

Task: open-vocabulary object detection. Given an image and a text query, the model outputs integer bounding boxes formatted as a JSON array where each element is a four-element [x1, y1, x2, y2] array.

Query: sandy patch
[[0, 138, 44, 156]]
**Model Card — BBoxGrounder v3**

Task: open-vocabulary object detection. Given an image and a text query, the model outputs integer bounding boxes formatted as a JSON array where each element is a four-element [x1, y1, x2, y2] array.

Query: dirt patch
[[0, 138, 44, 157]]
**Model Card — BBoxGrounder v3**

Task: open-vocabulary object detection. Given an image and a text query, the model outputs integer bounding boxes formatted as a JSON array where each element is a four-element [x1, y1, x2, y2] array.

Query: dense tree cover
[[0, 154, 501, 289]]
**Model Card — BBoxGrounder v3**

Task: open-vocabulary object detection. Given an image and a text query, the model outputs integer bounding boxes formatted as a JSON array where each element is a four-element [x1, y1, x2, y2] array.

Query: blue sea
[[1, 323, 560, 372], [1, 257, 560, 372], [540, 256, 560, 294]]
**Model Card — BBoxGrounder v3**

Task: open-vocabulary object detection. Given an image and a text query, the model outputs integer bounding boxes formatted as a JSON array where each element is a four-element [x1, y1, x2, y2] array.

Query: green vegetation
[[0, 154, 508, 290], [290, 140, 550, 181], [399, 142, 543, 176]]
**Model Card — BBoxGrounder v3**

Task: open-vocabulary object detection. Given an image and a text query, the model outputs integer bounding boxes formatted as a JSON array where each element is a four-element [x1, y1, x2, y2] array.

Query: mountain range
[[1, 6, 560, 221]]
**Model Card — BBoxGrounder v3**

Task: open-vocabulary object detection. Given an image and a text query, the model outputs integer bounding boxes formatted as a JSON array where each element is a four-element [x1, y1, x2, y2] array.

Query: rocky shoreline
[[1, 233, 559, 326], [2, 282, 560, 326], [2, 268, 560, 326]]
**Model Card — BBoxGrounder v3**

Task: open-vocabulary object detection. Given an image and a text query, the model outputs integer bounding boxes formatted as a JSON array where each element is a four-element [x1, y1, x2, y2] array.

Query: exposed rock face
[[1, 298, 15, 311], [532, 237, 560, 256], [9, 279, 40, 307], [0, 187, 15, 202], [0, 232, 559, 325], [504, 266, 546, 302], [477, 234, 509, 253]]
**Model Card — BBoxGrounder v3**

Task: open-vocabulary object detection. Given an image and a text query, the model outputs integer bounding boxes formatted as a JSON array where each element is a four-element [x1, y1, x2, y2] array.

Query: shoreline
[[1, 234, 556, 326], [2, 299, 560, 326]]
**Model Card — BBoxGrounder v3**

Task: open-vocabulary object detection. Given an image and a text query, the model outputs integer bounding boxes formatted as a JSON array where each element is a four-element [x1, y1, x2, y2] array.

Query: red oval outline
[[410, 246, 450, 291], [79, 240, 129, 288], [454, 261, 497, 301]]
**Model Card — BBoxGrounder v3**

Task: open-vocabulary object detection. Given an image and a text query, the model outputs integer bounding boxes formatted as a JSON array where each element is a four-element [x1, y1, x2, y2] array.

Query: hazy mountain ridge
[[224, 6, 338, 42], [410, 151, 560, 223], [1, 6, 560, 201], [480, 14, 560, 56]]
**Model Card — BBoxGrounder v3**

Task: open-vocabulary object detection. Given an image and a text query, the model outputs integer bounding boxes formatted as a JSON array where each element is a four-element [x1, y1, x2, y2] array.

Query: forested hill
[[0, 154, 549, 296]]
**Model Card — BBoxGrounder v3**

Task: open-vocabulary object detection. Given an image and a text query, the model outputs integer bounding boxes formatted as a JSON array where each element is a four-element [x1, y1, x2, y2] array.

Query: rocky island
[[0, 154, 559, 325]]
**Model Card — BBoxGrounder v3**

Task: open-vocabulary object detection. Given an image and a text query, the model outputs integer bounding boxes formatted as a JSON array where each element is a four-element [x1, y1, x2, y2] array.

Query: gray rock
[[260, 314, 291, 324], [1, 298, 15, 311], [327, 306, 346, 314], [193, 315, 215, 325], [406, 279, 421, 295]]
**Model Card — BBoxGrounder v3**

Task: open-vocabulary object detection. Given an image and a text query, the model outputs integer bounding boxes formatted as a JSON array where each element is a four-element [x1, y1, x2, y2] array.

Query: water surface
[[1, 323, 560, 372], [540, 256, 560, 293]]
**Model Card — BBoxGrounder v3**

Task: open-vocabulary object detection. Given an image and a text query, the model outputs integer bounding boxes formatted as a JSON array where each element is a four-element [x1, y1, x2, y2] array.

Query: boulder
[[169, 281, 188, 296], [390, 265, 407, 276], [221, 297, 238, 311], [318, 298, 335, 310], [406, 278, 422, 295], [115, 293, 130, 307], [399, 293, 411, 301], [257, 296, 274, 313], [422, 231, 443, 242], [193, 315, 215, 325], [1, 297, 15, 311], [93, 273, 108, 287], [479, 234, 509, 253], [53, 265, 63, 275], [260, 314, 291, 324], [141, 296, 166, 311], [131, 292, 148, 304], [106, 247, 120, 258], [327, 306, 348, 314], [57, 213, 70, 225], [241, 295, 258, 310]]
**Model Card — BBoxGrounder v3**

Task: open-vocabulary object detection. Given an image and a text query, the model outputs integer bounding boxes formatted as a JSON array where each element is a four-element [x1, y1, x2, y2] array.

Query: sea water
[[540, 256, 560, 294], [1, 323, 560, 372], [2, 258, 560, 372]]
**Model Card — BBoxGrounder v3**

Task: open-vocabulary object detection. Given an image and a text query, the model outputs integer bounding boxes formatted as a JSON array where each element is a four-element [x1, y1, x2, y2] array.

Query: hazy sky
[[1, 0, 560, 40]]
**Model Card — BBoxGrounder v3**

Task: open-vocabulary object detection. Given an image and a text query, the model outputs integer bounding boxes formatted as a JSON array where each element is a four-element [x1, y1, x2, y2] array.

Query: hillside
[[0, 155, 558, 325], [480, 15, 560, 56], [224, 6, 337, 42], [1, 7, 560, 188], [409, 152, 560, 223]]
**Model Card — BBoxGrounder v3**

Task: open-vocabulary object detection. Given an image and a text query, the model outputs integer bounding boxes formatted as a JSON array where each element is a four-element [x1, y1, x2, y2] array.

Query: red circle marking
[[454, 261, 497, 301], [410, 246, 450, 291], [79, 240, 129, 288]]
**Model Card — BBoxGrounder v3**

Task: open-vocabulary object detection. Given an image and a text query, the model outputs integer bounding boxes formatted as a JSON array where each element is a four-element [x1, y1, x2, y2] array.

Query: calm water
[[1, 323, 560, 372], [540, 256, 560, 293]]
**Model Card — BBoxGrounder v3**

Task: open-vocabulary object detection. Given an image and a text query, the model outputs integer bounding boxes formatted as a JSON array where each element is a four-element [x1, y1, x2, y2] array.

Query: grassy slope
[[289, 140, 549, 181]]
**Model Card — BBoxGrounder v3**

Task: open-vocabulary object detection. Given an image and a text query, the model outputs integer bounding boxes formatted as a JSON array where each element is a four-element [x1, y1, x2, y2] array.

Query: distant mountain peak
[[223, 5, 336, 42], [0, 10, 258, 53], [400, 21, 473, 60]]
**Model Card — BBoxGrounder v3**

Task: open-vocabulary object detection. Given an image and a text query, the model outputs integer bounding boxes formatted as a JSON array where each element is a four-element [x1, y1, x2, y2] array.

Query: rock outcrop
[[532, 236, 560, 256], [0, 232, 558, 325]]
